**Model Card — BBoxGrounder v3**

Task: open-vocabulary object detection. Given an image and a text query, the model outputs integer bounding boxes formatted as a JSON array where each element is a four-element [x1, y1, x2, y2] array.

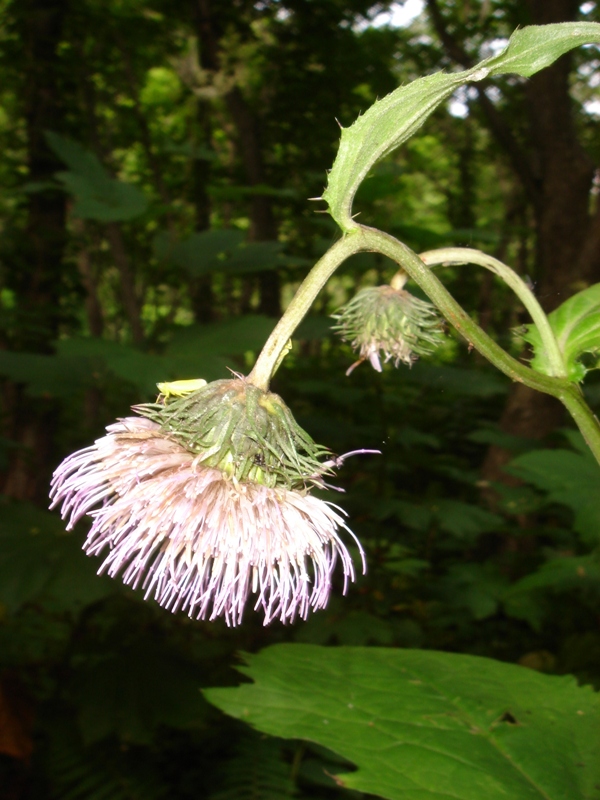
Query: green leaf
[[54, 317, 274, 395], [69, 175, 148, 221], [295, 608, 395, 646], [433, 500, 502, 539], [521, 284, 600, 382], [508, 554, 600, 594], [158, 230, 283, 276], [46, 132, 148, 221], [46, 131, 107, 182], [440, 563, 509, 619], [221, 241, 283, 275], [0, 498, 115, 613], [484, 23, 600, 78], [158, 229, 245, 275], [508, 448, 600, 544], [0, 350, 89, 397], [205, 644, 600, 800], [409, 363, 509, 396], [323, 23, 600, 230], [56, 337, 167, 395], [164, 316, 274, 381]]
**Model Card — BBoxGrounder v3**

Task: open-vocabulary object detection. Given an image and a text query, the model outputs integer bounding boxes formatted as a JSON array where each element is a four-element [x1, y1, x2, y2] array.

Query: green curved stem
[[358, 225, 600, 465], [559, 385, 600, 462], [248, 223, 600, 465], [248, 234, 364, 391], [419, 247, 567, 378]]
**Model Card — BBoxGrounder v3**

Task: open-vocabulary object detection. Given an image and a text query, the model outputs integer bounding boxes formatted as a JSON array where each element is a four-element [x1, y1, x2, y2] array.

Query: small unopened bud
[[332, 284, 445, 375]]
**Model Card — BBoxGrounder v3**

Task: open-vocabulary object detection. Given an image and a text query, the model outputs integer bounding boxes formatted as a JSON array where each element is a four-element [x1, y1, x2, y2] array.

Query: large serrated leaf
[[323, 22, 600, 230], [205, 644, 600, 800], [521, 284, 600, 382]]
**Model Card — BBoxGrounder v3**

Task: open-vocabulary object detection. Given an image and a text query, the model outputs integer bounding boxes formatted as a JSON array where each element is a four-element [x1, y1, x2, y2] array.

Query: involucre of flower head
[[50, 378, 365, 626], [332, 285, 445, 374], [135, 376, 331, 490]]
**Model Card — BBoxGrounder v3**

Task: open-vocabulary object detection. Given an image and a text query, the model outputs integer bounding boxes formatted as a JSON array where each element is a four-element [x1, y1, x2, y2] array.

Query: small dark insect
[[253, 453, 266, 467]]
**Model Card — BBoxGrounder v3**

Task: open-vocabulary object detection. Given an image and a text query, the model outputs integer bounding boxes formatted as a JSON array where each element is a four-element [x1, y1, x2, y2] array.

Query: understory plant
[[50, 22, 600, 800]]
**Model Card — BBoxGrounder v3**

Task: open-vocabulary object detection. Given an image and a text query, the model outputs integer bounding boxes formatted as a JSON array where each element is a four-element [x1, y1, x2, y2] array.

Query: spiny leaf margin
[[323, 22, 600, 231]]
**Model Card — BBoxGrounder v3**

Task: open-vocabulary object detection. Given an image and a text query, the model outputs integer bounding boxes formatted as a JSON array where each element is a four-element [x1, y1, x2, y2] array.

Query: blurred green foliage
[[1, 0, 599, 798]]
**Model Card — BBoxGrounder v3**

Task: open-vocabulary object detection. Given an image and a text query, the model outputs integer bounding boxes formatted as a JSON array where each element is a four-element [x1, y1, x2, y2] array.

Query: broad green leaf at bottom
[[205, 644, 600, 800]]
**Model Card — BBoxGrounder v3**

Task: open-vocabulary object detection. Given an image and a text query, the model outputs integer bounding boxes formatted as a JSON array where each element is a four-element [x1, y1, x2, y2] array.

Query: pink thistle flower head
[[50, 376, 366, 626], [332, 277, 445, 375]]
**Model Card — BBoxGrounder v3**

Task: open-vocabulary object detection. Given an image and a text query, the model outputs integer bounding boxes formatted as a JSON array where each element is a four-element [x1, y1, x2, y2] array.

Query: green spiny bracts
[[332, 281, 445, 375], [135, 376, 332, 490]]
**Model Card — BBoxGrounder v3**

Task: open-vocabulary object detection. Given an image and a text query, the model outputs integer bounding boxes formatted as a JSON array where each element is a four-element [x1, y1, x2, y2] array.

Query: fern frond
[[209, 731, 296, 800]]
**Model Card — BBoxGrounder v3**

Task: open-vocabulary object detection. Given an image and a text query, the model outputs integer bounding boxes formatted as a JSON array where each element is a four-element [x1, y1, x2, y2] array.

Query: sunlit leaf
[[324, 23, 600, 230]]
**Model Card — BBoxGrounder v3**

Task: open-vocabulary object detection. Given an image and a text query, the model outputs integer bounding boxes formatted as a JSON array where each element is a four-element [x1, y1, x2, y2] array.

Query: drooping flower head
[[50, 376, 365, 626], [332, 274, 445, 375]]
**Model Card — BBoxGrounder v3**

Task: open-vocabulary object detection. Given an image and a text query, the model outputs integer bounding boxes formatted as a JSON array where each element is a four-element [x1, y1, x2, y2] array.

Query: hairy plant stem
[[248, 224, 600, 465], [248, 235, 363, 390], [419, 247, 567, 378]]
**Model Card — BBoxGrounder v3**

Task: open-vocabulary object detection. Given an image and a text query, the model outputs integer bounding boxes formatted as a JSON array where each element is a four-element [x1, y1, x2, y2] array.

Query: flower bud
[[332, 283, 445, 374]]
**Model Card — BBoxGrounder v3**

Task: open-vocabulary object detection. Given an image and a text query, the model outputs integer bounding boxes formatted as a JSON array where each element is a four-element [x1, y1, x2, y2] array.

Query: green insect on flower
[[156, 379, 208, 401]]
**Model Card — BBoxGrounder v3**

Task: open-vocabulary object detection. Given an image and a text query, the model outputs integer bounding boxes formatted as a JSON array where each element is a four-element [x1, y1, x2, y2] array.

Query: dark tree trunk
[[13, 0, 70, 351], [190, 133, 217, 323], [1, 0, 70, 503], [77, 60, 146, 344], [195, 0, 281, 317]]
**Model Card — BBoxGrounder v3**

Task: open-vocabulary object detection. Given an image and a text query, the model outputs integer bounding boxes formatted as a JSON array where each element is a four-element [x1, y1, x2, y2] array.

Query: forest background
[[1, 0, 599, 798]]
